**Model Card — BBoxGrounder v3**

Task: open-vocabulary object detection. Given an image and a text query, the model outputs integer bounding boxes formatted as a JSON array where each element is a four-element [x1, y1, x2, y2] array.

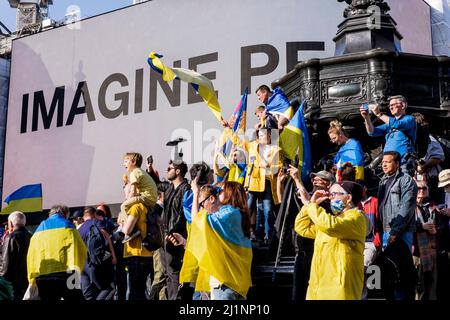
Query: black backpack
[[86, 223, 111, 266], [141, 208, 163, 251]]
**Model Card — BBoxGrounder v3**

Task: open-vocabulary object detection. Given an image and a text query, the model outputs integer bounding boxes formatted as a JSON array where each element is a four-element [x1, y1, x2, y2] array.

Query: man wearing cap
[[70, 210, 84, 229]]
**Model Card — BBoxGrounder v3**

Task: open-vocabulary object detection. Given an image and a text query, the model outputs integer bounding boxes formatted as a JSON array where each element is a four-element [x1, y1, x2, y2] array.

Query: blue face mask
[[330, 199, 346, 214]]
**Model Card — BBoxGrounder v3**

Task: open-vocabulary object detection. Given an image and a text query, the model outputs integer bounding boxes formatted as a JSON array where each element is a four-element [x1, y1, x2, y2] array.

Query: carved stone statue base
[[334, 13, 402, 56]]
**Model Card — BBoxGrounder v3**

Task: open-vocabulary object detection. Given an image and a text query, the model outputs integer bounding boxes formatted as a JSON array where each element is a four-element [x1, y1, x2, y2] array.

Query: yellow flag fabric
[[148, 52, 222, 122], [181, 207, 252, 297]]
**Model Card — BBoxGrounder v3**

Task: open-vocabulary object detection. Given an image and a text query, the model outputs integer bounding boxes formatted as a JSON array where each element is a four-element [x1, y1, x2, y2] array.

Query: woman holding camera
[[295, 181, 367, 300]]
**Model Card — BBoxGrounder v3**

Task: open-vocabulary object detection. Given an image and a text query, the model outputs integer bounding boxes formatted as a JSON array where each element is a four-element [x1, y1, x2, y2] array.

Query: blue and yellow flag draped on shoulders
[[1, 183, 42, 214], [334, 138, 365, 181], [27, 213, 87, 283], [147, 51, 223, 122], [180, 206, 253, 298], [279, 102, 312, 182], [266, 87, 294, 120]]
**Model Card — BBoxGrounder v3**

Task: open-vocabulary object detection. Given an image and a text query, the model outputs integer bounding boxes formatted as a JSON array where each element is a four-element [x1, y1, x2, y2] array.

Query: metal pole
[[272, 177, 294, 282]]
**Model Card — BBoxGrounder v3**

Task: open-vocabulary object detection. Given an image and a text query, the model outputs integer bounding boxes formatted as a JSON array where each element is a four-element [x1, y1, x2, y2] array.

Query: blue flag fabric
[[266, 87, 293, 119], [1, 184, 43, 214]]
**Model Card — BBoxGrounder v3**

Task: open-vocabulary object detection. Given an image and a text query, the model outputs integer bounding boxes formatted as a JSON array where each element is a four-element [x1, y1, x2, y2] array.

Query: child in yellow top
[[121, 152, 158, 242]]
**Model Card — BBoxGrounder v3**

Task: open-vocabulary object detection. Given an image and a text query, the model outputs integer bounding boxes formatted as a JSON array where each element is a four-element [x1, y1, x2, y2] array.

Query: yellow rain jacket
[[295, 203, 367, 300], [243, 140, 282, 204]]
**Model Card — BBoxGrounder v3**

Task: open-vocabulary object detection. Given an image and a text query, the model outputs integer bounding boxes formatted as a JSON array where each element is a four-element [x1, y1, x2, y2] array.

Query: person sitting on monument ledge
[[255, 85, 291, 130]]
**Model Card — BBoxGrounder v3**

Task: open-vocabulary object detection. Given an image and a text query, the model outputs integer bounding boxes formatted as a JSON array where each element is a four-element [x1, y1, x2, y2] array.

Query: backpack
[[86, 223, 111, 266], [141, 208, 163, 251]]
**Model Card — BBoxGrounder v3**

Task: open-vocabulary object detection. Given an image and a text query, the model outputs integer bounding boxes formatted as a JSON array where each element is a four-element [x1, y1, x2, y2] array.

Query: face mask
[[330, 199, 346, 214]]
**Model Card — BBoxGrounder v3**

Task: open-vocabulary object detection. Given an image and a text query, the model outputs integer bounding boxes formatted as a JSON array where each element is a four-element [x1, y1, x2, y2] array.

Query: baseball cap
[[310, 170, 335, 184], [69, 210, 83, 220]]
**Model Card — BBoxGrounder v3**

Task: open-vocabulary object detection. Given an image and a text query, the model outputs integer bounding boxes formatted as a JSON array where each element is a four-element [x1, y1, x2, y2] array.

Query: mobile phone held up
[[147, 155, 153, 165], [362, 103, 372, 114]]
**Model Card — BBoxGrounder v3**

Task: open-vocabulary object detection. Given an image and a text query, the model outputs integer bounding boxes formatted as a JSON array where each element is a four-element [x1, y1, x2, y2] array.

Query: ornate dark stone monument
[[252, 1, 450, 300], [273, 0, 450, 126]]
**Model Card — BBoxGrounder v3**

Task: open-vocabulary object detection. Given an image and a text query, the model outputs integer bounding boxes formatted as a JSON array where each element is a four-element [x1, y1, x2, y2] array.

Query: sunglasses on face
[[199, 195, 212, 208]]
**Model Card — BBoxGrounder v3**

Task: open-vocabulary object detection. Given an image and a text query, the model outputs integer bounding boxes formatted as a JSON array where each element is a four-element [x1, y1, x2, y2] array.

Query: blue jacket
[[378, 170, 417, 236]]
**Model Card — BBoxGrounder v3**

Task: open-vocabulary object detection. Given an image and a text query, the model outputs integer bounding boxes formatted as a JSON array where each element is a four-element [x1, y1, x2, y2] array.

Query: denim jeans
[[252, 180, 275, 241], [211, 285, 245, 300], [126, 256, 153, 300]]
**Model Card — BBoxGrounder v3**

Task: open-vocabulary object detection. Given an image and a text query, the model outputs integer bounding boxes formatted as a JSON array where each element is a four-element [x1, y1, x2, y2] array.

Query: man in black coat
[[0, 211, 32, 300]]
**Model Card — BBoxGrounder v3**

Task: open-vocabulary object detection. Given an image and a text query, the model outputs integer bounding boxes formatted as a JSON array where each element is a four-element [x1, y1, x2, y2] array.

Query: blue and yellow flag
[[147, 52, 223, 122], [266, 87, 294, 120], [1, 183, 42, 214], [279, 102, 312, 182], [27, 213, 87, 283], [223, 89, 248, 157], [334, 139, 365, 181], [181, 206, 252, 298]]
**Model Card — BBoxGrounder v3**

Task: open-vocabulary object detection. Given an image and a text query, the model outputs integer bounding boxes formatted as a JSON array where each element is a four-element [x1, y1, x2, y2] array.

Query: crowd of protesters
[[1, 87, 450, 301]]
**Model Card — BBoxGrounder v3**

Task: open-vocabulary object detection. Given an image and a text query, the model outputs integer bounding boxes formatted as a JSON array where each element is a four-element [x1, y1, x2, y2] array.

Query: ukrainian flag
[[182, 206, 252, 298], [334, 139, 365, 181], [279, 102, 312, 182], [223, 89, 248, 157], [1, 184, 42, 215], [147, 52, 223, 122], [266, 87, 294, 120], [27, 213, 87, 283], [227, 164, 247, 184]]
